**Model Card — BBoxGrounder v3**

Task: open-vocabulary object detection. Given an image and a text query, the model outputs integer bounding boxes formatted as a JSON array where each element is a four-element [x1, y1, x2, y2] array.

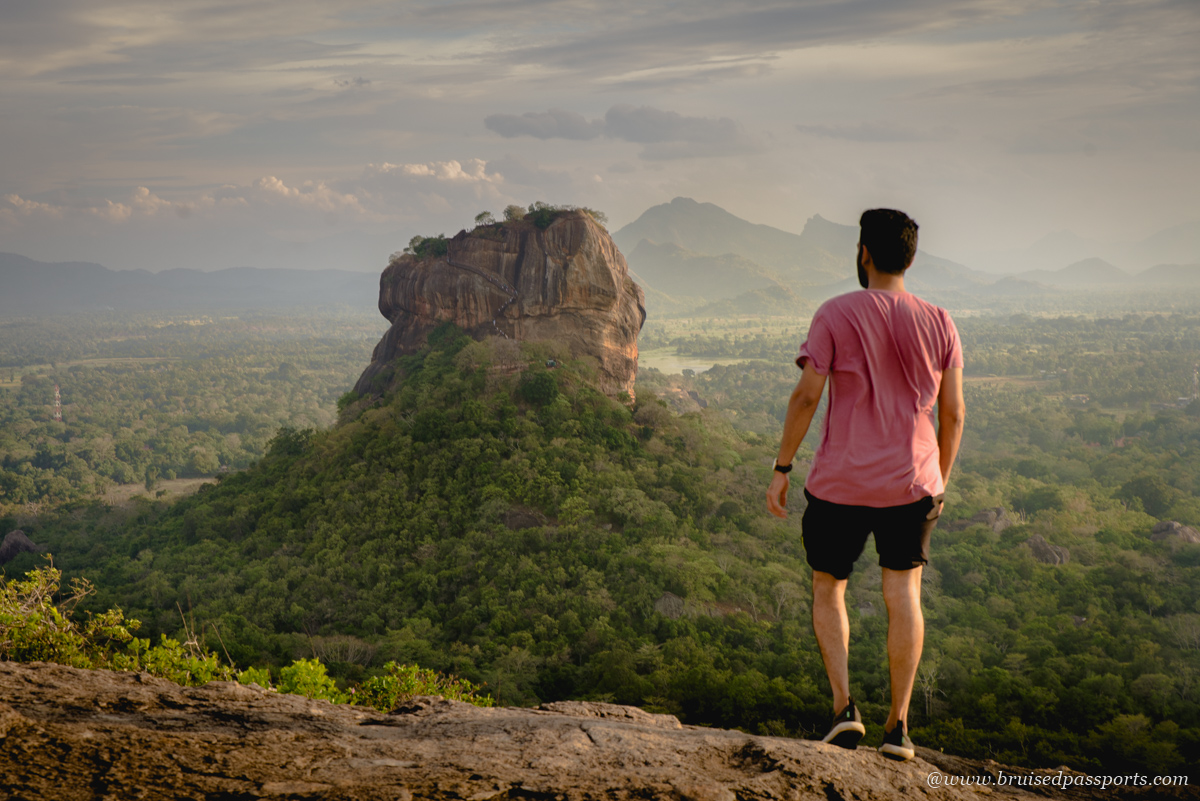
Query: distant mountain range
[[976, 220, 1200, 274], [614, 197, 990, 312], [612, 198, 1200, 315], [4, 199, 1199, 319], [614, 197, 846, 286], [0, 253, 378, 317]]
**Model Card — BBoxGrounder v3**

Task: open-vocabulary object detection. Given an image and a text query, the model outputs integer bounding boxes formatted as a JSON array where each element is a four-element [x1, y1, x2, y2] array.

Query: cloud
[[604, 105, 733, 144], [487, 0, 1049, 83], [484, 104, 759, 159], [2, 194, 63, 219], [795, 123, 931, 143], [485, 156, 572, 189], [485, 109, 605, 140]]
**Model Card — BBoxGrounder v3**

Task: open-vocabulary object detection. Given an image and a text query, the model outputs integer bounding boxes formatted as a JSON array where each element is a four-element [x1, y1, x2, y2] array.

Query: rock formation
[[355, 211, 645, 400], [3, 661, 1176, 801], [1025, 533, 1070, 565], [1151, 520, 1200, 544], [0, 529, 44, 566]]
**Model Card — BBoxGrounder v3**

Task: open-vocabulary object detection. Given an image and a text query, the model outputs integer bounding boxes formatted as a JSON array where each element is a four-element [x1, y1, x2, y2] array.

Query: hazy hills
[[625, 240, 784, 301], [615, 197, 986, 314], [5, 198, 1199, 320], [614, 198, 1200, 315], [0, 252, 378, 317], [614, 197, 843, 286], [978, 220, 1200, 275]]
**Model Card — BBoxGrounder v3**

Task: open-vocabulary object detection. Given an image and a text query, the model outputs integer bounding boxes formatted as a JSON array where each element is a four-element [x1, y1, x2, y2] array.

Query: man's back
[[798, 289, 962, 507]]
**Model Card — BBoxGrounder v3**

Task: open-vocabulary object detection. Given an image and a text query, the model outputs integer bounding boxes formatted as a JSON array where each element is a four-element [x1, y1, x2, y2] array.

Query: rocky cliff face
[[355, 212, 645, 399], [2, 661, 1161, 801]]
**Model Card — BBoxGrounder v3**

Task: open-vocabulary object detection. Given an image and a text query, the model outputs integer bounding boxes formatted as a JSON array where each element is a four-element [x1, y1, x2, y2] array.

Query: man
[[765, 209, 965, 761]]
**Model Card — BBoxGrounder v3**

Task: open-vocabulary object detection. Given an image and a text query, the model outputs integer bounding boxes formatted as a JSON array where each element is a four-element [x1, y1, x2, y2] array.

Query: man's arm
[[937, 367, 965, 487], [766, 362, 827, 518]]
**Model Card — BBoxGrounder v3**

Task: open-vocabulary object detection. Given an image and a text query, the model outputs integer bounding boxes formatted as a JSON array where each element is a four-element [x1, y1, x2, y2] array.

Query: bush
[[353, 661, 493, 711], [404, 234, 450, 259], [0, 560, 234, 684], [278, 658, 347, 703], [522, 201, 607, 230]]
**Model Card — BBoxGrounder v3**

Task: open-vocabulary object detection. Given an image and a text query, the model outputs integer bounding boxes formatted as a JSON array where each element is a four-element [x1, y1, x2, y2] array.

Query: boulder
[[1150, 520, 1200, 544], [653, 591, 685, 620], [1025, 533, 1070, 565], [355, 212, 645, 400], [0, 529, 45, 566], [0, 661, 1144, 800]]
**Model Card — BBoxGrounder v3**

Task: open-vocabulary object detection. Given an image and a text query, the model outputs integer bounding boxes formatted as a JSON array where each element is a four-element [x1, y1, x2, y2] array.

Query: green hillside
[[614, 197, 845, 286], [5, 318, 1200, 775], [627, 239, 783, 301]]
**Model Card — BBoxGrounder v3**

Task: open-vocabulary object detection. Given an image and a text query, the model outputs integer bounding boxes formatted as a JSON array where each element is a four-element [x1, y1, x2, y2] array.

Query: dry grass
[[100, 478, 215, 508]]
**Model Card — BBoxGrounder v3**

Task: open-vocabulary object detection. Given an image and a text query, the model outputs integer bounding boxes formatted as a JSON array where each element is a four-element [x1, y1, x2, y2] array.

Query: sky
[[1, 0, 1197, 274]]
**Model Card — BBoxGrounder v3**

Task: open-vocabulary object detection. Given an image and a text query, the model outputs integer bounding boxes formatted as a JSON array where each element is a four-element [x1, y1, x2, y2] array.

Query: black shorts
[[801, 489, 943, 580]]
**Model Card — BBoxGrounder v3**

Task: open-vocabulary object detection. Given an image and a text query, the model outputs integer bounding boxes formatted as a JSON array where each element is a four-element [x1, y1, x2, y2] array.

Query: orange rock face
[[355, 211, 646, 398]]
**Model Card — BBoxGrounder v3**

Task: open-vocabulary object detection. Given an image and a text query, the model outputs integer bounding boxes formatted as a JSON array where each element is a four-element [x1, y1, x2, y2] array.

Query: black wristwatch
[[772, 458, 793, 474]]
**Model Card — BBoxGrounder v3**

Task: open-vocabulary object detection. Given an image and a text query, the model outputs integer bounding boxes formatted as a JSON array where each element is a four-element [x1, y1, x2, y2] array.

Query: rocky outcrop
[[1025, 533, 1070, 565], [1151, 520, 1200, 544], [0, 529, 44, 566], [355, 212, 645, 399], [2, 661, 1172, 801]]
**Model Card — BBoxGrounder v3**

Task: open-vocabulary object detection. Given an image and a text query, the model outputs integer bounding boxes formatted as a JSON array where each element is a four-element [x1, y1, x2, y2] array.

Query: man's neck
[[867, 270, 906, 292]]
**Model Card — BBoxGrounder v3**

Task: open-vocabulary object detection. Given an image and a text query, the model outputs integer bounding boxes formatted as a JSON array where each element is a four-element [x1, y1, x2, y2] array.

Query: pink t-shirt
[[797, 289, 962, 507]]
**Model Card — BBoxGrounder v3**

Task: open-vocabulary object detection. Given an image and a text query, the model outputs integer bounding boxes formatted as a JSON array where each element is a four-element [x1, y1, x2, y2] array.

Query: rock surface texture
[[1151, 520, 1200, 544], [1025, 533, 1071, 565], [0, 529, 44, 566], [2, 662, 1193, 801], [355, 212, 645, 399]]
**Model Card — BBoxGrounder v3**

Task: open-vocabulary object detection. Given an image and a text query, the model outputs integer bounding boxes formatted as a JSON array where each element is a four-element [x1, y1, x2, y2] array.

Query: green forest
[[2, 307, 1200, 776], [0, 311, 383, 506]]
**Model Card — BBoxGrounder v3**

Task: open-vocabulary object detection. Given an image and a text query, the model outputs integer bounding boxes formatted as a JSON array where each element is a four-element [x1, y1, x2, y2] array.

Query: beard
[[857, 246, 868, 288]]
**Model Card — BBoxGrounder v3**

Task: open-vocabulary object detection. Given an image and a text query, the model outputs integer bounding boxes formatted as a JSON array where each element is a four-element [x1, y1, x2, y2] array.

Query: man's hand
[[937, 367, 965, 487], [766, 364, 825, 519], [766, 471, 790, 518]]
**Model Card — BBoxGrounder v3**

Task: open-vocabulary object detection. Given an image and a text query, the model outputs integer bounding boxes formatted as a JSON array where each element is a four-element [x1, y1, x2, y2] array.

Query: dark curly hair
[[859, 209, 919, 274]]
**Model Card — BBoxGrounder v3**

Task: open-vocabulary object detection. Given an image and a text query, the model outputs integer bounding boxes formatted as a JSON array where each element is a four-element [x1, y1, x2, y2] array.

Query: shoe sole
[[879, 742, 915, 761], [821, 721, 866, 749]]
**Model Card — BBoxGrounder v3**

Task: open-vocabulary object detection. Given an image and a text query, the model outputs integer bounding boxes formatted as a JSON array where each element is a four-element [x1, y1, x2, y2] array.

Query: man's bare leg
[[881, 566, 924, 730], [811, 570, 851, 712]]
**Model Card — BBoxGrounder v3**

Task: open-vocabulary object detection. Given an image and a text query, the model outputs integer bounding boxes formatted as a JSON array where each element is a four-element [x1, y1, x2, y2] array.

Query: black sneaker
[[820, 698, 866, 749], [879, 721, 915, 761]]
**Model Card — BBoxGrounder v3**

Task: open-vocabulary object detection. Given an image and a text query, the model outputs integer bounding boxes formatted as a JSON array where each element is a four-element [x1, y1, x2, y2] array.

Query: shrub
[[0, 560, 234, 684], [278, 657, 348, 703], [353, 661, 493, 711], [522, 201, 607, 230], [237, 665, 272, 687], [474, 211, 496, 226], [404, 234, 450, 259]]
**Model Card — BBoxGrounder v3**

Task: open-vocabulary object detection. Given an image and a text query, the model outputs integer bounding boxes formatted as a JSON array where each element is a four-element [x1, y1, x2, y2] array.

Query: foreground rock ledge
[[0, 663, 1192, 801]]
